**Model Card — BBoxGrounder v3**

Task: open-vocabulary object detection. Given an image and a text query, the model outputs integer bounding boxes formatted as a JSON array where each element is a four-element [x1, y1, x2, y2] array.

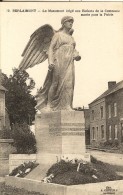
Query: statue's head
[[61, 16, 74, 25], [61, 16, 74, 30]]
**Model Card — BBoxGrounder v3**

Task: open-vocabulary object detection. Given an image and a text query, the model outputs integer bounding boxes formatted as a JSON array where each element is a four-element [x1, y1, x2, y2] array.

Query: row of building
[[0, 68, 123, 147], [89, 80, 123, 147], [75, 80, 123, 147]]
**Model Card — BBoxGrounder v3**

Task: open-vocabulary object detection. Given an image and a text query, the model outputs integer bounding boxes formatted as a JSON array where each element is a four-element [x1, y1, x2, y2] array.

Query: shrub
[[12, 123, 37, 154], [90, 155, 103, 164], [99, 140, 119, 149], [45, 157, 123, 185], [0, 126, 12, 139], [47, 160, 77, 177], [112, 140, 119, 148]]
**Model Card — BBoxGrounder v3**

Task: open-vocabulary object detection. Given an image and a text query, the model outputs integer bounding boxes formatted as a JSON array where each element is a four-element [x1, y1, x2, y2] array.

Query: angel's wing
[[19, 24, 55, 71]]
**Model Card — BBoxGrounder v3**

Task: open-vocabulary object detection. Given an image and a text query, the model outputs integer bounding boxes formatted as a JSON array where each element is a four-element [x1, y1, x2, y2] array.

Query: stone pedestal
[[35, 110, 90, 165]]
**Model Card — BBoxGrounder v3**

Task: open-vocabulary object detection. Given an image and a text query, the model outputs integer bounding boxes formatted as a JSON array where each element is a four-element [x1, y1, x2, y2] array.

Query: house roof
[[89, 80, 123, 105]]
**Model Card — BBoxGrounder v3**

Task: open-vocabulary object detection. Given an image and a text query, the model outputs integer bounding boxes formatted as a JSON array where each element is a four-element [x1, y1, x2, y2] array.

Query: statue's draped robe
[[36, 31, 77, 111]]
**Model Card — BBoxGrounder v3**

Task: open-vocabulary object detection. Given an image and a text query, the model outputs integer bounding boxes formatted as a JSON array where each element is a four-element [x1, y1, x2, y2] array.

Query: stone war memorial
[[19, 15, 89, 178], [5, 16, 123, 195]]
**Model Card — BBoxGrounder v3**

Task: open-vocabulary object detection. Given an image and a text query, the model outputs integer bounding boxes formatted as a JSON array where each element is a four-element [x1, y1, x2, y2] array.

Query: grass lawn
[[0, 182, 44, 195]]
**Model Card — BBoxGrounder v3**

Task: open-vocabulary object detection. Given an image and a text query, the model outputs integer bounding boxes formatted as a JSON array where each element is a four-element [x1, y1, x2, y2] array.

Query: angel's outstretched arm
[[48, 33, 58, 67]]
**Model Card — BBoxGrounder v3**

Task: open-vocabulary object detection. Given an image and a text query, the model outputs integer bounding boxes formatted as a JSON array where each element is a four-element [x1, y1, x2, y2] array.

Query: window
[[109, 125, 112, 140], [114, 103, 117, 117], [96, 127, 99, 139], [92, 110, 94, 120], [114, 125, 118, 139], [100, 106, 103, 119], [92, 127, 95, 140], [108, 105, 111, 118], [101, 125, 104, 139]]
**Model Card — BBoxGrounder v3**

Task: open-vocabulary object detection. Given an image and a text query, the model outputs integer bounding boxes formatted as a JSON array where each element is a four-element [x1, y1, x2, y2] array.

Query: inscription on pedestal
[[35, 110, 87, 164], [49, 122, 85, 136]]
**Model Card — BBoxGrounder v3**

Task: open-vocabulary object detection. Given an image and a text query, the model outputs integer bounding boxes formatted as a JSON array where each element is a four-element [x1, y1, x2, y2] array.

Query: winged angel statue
[[19, 16, 81, 111]]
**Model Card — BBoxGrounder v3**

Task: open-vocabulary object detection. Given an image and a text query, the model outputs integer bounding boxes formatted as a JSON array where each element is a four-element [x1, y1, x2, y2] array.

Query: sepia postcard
[[0, 1, 123, 195]]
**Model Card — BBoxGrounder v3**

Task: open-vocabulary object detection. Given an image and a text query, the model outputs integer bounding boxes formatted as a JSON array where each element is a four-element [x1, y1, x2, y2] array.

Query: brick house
[[84, 108, 90, 145], [89, 81, 123, 147]]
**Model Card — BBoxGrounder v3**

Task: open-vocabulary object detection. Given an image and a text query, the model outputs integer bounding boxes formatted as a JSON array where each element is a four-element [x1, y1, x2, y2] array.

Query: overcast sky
[[1, 2, 123, 108]]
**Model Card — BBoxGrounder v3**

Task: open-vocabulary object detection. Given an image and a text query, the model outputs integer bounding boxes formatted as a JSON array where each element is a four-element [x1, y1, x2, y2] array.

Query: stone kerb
[[5, 176, 123, 195], [6, 176, 67, 195]]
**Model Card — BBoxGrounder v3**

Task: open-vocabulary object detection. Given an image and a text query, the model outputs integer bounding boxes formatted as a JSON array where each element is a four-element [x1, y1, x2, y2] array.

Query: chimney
[[108, 81, 116, 89]]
